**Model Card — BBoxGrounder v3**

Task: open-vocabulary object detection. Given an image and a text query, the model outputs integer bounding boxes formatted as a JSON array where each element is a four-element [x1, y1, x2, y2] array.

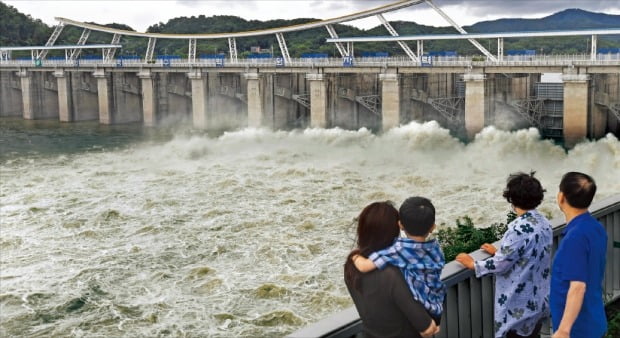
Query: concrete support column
[[188, 69, 208, 129], [93, 69, 112, 124], [591, 104, 607, 139], [138, 69, 157, 127], [464, 73, 486, 139], [562, 73, 590, 147], [244, 73, 262, 128], [307, 73, 327, 128], [53, 69, 72, 122], [379, 72, 400, 131], [17, 70, 33, 119]]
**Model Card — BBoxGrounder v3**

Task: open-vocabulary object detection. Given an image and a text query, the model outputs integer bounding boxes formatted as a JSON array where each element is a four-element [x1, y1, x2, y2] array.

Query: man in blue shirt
[[551, 172, 607, 338]]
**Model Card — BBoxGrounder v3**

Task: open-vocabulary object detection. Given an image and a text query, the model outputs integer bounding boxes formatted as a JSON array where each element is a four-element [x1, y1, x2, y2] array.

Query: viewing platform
[[288, 194, 620, 338]]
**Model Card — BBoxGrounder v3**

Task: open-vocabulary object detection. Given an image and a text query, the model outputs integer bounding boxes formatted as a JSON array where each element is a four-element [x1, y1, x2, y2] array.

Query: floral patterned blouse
[[474, 210, 553, 338]]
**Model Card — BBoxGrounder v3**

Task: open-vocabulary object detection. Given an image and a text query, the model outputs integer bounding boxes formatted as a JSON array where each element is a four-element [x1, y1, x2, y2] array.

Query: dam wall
[[1, 64, 619, 144]]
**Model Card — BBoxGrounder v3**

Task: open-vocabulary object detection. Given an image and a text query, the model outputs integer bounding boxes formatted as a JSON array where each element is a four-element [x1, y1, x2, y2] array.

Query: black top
[[345, 266, 433, 338]]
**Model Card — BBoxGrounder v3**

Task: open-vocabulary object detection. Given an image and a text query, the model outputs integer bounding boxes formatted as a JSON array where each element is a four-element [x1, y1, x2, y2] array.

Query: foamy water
[[1, 121, 619, 337]]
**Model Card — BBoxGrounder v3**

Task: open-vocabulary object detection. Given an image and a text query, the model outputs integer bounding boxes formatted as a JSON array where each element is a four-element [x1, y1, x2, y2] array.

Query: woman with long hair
[[344, 201, 439, 338]]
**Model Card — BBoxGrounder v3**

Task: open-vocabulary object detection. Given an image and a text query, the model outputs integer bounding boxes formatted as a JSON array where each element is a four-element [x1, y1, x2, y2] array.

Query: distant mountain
[[2, 2, 619, 57], [469, 9, 620, 33]]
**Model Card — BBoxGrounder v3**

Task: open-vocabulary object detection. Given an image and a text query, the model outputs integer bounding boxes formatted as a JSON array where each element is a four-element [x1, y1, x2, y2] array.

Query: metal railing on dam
[[1, 54, 619, 70], [287, 194, 620, 338]]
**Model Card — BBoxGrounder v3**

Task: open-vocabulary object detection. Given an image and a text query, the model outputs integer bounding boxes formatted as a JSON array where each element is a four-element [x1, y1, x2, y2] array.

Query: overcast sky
[[4, 0, 620, 32]]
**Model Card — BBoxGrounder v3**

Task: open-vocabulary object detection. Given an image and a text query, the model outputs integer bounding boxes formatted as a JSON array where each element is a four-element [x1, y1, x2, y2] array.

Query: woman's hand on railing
[[455, 253, 475, 270], [480, 243, 497, 255]]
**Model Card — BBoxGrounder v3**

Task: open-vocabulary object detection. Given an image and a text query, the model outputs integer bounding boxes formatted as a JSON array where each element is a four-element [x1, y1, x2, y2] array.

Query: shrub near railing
[[436, 212, 515, 261]]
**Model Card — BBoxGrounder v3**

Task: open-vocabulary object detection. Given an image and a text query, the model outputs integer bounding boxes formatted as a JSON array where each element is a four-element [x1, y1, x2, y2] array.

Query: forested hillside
[[0, 2, 50, 46], [1, 2, 618, 58]]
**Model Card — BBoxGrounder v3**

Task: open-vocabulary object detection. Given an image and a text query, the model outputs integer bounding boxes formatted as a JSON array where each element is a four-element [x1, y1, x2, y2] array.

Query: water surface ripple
[[1, 119, 619, 337]]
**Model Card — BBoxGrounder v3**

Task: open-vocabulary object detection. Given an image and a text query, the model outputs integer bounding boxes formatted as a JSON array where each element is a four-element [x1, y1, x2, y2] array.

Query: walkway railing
[[1, 54, 619, 69], [287, 194, 620, 338]]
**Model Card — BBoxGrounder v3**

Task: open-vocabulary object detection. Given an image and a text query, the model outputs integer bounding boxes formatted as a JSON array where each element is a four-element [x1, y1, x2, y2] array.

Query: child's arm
[[352, 254, 378, 272]]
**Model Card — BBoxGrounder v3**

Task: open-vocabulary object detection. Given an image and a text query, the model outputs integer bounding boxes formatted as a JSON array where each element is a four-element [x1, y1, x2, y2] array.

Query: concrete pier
[[1, 63, 617, 145], [245, 72, 263, 128], [17, 70, 34, 120], [0, 70, 22, 117], [138, 69, 157, 127], [380, 72, 400, 131], [54, 70, 72, 122], [110, 72, 142, 124], [93, 69, 112, 124], [464, 73, 486, 139], [69, 72, 99, 121], [188, 70, 208, 129], [308, 73, 327, 128], [16, 70, 58, 120], [562, 73, 589, 147]]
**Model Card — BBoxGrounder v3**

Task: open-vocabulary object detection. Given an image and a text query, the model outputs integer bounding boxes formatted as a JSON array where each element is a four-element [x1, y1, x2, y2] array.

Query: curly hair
[[502, 171, 545, 210]]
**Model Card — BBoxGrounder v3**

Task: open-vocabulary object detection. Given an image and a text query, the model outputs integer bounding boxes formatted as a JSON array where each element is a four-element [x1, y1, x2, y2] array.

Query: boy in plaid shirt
[[353, 196, 446, 322]]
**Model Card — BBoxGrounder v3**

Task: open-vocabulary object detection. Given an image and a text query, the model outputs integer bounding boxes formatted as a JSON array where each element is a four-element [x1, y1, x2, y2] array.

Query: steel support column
[[591, 35, 597, 61], [69, 28, 91, 61], [103, 34, 121, 62], [276, 33, 291, 65], [228, 37, 238, 63], [145, 37, 157, 63], [347, 42, 354, 58], [497, 38, 504, 61], [188, 38, 197, 63], [37, 23, 65, 60], [376, 13, 418, 62], [417, 40, 423, 59], [325, 25, 348, 57], [424, 0, 497, 61]]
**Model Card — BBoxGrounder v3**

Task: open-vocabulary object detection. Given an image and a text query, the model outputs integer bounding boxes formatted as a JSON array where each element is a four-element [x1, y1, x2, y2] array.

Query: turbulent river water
[[1, 117, 619, 337]]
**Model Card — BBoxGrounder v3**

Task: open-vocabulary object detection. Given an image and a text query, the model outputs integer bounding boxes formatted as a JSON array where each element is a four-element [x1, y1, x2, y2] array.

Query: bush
[[606, 298, 620, 338], [436, 212, 514, 261]]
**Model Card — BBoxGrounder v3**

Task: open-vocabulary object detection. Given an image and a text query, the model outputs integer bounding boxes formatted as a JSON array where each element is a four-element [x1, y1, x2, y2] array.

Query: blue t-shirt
[[550, 212, 607, 337]]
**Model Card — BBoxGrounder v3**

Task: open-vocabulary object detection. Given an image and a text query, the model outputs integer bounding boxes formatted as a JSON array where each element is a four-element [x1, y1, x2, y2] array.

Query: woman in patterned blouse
[[456, 172, 553, 338]]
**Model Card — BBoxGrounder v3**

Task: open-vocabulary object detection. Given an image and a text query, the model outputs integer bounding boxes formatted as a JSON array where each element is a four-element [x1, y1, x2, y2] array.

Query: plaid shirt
[[369, 237, 446, 316]]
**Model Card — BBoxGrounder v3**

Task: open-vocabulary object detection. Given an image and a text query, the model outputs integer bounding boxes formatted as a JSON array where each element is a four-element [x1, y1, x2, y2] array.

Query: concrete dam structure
[[1, 0, 619, 146], [1, 63, 619, 146]]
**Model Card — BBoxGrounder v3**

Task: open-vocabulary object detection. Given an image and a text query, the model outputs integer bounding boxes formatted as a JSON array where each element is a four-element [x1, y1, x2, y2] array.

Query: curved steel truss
[[46, 0, 429, 63], [54, 0, 424, 39]]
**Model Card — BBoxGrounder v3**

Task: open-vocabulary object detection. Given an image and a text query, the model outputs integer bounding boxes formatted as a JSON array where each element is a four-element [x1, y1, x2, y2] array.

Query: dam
[[1, 56, 619, 146], [1, 0, 619, 146]]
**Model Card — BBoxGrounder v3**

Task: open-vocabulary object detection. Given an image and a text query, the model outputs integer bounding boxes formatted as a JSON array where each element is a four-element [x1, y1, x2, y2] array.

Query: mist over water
[[1, 118, 619, 337]]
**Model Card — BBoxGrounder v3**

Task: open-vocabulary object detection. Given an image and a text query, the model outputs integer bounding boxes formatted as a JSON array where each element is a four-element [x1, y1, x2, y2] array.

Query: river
[[1, 117, 618, 337]]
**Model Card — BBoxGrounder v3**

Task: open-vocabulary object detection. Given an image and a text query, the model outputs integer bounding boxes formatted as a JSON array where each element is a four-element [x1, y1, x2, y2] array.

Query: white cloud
[[3, 0, 619, 33]]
